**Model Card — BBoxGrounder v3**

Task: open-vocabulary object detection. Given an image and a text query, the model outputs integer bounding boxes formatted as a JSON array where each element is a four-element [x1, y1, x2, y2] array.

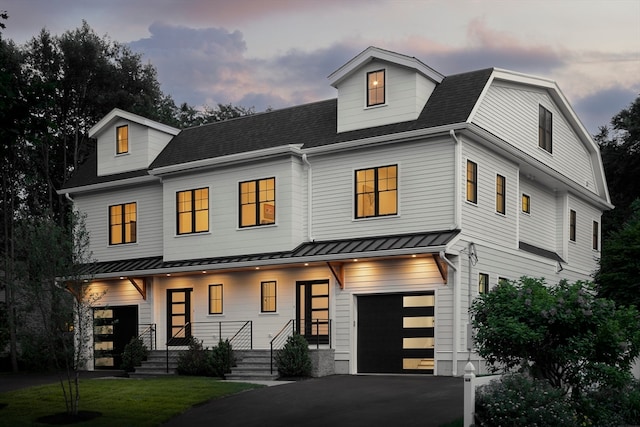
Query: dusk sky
[[2, 0, 639, 135]]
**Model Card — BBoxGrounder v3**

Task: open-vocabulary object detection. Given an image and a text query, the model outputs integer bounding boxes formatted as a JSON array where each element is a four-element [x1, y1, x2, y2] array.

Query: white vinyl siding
[[336, 60, 436, 133], [74, 182, 163, 262], [472, 82, 598, 194], [161, 157, 305, 262], [519, 178, 557, 251], [311, 138, 455, 240], [566, 194, 601, 275]]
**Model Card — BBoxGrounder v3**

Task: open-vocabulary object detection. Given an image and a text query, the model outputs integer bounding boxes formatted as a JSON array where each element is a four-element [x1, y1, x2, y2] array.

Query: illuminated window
[[355, 165, 397, 218], [522, 194, 531, 214], [569, 209, 576, 242], [592, 221, 599, 250], [116, 125, 129, 154], [479, 273, 489, 294], [539, 105, 552, 153], [109, 202, 136, 245], [496, 174, 506, 214], [466, 160, 477, 204], [177, 188, 209, 234], [261, 281, 277, 313], [366, 69, 385, 106], [240, 177, 275, 227], [208, 284, 223, 315]]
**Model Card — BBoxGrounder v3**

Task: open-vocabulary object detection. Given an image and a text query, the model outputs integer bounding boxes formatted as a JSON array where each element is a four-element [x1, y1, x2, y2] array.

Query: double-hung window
[[496, 174, 506, 215], [116, 125, 129, 154], [176, 188, 209, 234], [569, 209, 577, 242], [109, 202, 136, 245], [208, 284, 223, 315], [261, 281, 277, 313], [239, 177, 275, 227], [522, 194, 531, 214], [539, 105, 553, 153], [355, 165, 397, 218], [479, 273, 489, 294], [466, 160, 478, 204], [366, 69, 385, 107], [592, 221, 599, 250]]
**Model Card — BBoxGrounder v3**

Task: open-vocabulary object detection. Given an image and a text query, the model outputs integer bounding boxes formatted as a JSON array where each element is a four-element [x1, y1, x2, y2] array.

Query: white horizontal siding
[[311, 138, 456, 240], [519, 178, 557, 250], [566, 194, 601, 276], [97, 120, 150, 176], [75, 182, 163, 262], [472, 82, 598, 194]]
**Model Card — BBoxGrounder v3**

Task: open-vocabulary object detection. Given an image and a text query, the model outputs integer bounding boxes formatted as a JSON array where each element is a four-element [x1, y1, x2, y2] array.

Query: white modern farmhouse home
[[60, 47, 611, 377]]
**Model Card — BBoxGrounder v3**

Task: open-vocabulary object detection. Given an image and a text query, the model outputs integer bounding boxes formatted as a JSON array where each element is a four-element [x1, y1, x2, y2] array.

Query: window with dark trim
[[522, 194, 531, 214], [261, 281, 277, 313], [569, 209, 577, 242], [592, 220, 599, 250], [176, 188, 209, 234], [208, 284, 223, 314], [355, 165, 397, 218], [239, 177, 275, 227], [366, 69, 385, 107], [538, 105, 552, 153], [466, 160, 477, 204], [496, 174, 506, 214], [109, 202, 136, 245], [498, 277, 510, 286], [116, 125, 129, 154], [479, 273, 489, 294]]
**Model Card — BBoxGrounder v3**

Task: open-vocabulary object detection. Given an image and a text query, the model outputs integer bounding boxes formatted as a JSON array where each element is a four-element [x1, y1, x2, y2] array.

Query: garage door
[[357, 292, 434, 374]]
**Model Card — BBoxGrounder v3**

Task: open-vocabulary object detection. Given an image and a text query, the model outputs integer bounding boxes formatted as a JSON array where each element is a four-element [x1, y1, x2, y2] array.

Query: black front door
[[167, 288, 192, 345], [296, 280, 329, 345], [93, 305, 138, 369]]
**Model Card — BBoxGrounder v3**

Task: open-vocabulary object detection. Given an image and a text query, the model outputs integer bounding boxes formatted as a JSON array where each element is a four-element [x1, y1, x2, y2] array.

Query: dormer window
[[367, 69, 385, 107], [116, 125, 129, 154]]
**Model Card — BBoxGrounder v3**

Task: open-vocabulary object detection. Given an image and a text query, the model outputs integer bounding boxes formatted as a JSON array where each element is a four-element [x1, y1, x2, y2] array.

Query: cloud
[[573, 87, 638, 135]]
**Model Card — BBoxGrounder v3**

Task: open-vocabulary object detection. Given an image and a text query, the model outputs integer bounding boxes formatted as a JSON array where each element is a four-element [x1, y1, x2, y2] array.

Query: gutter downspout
[[448, 129, 462, 376], [302, 154, 314, 242]]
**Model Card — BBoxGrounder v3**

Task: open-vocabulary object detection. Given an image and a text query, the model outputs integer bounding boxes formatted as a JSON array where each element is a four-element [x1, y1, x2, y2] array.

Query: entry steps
[[226, 349, 279, 381]]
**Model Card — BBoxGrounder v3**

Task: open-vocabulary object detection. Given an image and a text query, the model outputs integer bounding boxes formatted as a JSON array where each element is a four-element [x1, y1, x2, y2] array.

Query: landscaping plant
[[275, 334, 312, 378], [121, 337, 148, 372]]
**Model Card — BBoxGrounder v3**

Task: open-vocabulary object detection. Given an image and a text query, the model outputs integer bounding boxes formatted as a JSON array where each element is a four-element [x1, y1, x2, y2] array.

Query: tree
[[470, 277, 640, 395], [595, 199, 640, 308], [14, 212, 101, 416]]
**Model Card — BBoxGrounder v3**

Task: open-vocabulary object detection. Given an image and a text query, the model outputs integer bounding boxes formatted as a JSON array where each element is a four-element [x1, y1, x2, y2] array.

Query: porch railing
[[137, 323, 156, 351], [269, 319, 332, 374], [165, 320, 253, 373]]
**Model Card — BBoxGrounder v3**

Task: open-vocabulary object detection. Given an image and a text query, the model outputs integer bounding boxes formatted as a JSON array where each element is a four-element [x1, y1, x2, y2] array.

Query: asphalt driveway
[[163, 375, 463, 427]]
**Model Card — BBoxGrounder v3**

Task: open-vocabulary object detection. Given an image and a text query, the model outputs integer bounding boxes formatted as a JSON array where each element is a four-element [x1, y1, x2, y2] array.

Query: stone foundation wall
[[309, 349, 335, 377]]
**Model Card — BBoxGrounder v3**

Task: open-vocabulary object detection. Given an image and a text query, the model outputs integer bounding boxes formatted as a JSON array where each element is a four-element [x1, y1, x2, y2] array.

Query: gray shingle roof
[[61, 68, 493, 190]]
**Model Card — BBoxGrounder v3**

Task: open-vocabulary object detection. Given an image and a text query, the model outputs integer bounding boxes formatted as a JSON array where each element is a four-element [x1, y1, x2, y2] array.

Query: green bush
[[475, 373, 578, 427], [120, 337, 148, 372], [275, 334, 312, 378], [210, 339, 234, 378], [176, 338, 215, 376], [573, 380, 640, 427]]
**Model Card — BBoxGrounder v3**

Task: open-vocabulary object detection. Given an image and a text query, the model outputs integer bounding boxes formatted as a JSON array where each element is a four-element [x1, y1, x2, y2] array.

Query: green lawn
[[0, 376, 262, 426]]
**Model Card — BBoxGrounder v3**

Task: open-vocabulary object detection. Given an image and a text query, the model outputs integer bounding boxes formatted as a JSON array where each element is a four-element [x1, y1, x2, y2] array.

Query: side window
[[569, 209, 577, 242], [538, 105, 553, 153], [355, 165, 397, 218], [239, 177, 276, 227], [479, 273, 489, 294], [208, 284, 223, 315], [496, 174, 506, 215], [176, 188, 209, 235], [521, 194, 531, 214], [366, 69, 385, 107], [592, 220, 599, 250], [466, 160, 477, 204], [109, 202, 136, 245], [116, 125, 129, 154], [261, 281, 277, 313]]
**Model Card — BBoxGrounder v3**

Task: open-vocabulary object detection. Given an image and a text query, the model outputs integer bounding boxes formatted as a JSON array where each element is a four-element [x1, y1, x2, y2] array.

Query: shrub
[[120, 337, 148, 372], [475, 373, 578, 427], [275, 334, 312, 378], [573, 380, 640, 427], [176, 338, 215, 376], [210, 339, 234, 378]]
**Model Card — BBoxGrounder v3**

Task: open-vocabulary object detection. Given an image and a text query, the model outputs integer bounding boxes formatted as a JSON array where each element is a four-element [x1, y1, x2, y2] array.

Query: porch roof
[[82, 230, 460, 279]]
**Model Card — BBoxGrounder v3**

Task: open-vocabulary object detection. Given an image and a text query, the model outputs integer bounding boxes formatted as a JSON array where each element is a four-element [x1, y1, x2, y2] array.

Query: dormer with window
[[89, 108, 180, 176], [329, 47, 444, 133]]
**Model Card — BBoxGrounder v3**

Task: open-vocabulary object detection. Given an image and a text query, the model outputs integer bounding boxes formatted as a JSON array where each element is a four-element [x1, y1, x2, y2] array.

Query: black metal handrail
[[137, 323, 156, 351], [269, 319, 332, 374], [270, 319, 295, 374]]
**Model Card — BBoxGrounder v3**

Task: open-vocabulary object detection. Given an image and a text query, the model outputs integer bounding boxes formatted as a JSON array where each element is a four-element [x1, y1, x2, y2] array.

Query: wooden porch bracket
[[327, 262, 345, 289], [127, 277, 148, 300], [432, 254, 448, 284]]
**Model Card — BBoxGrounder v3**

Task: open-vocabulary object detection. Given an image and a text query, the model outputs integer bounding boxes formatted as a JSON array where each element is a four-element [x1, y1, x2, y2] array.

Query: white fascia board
[[149, 144, 304, 176], [89, 108, 180, 138], [328, 46, 444, 87], [57, 174, 160, 196], [463, 124, 613, 210]]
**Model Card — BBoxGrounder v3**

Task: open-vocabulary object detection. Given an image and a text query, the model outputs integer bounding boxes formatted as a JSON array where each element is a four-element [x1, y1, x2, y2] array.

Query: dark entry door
[[358, 292, 435, 374], [93, 305, 138, 369], [296, 280, 329, 345], [167, 288, 192, 345]]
